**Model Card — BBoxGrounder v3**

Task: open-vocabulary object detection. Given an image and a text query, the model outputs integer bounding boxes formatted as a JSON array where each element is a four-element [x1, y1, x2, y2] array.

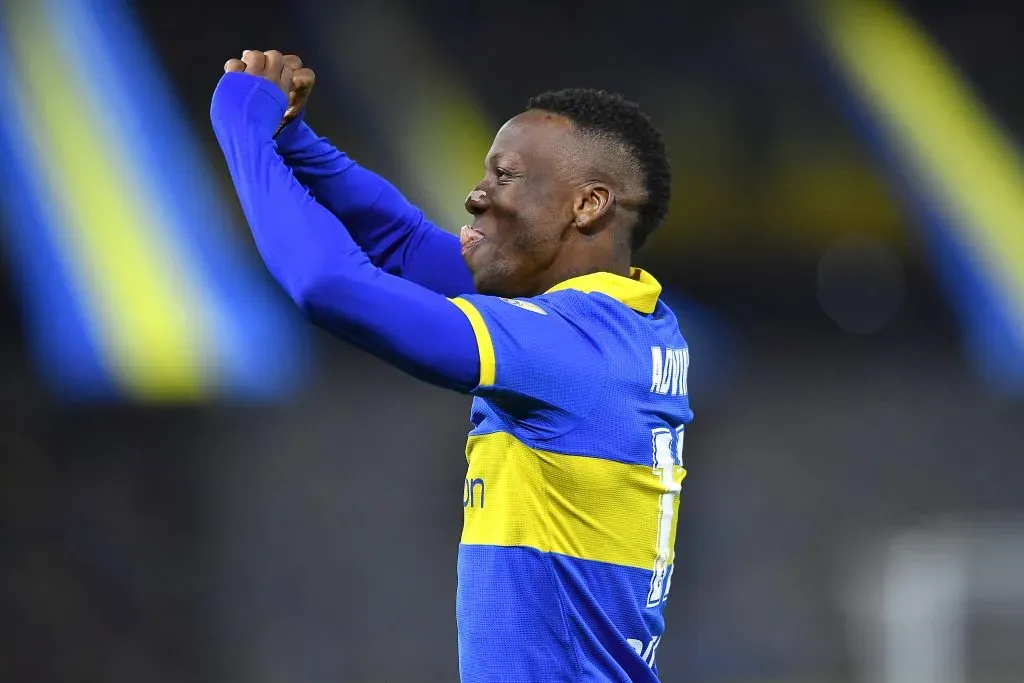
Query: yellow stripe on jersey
[[449, 297, 496, 387], [461, 430, 687, 571]]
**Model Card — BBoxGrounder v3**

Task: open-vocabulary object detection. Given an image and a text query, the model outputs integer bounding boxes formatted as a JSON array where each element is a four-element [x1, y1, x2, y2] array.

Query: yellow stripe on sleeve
[[449, 297, 496, 387], [460, 431, 687, 571]]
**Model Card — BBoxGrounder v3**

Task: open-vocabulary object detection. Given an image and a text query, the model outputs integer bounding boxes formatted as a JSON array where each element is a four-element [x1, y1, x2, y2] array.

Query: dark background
[[1, 0, 1022, 681]]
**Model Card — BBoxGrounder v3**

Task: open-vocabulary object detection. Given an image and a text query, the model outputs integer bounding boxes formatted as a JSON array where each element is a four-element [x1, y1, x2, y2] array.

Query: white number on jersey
[[627, 635, 662, 668], [646, 425, 684, 607]]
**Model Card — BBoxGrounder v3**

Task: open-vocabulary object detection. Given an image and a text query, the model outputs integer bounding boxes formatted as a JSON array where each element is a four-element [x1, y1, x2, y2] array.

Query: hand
[[224, 50, 316, 133]]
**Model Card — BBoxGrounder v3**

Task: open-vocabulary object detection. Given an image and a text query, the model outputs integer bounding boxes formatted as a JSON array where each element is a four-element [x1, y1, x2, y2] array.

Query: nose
[[465, 188, 489, 215]]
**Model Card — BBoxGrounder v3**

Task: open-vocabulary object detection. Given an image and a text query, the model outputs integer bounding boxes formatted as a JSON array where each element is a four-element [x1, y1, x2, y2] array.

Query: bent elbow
[[287, 271, 357, 322]]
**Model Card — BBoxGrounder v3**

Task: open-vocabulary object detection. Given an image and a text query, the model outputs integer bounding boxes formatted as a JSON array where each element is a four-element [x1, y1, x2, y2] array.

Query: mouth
[[460, 225, 486, 255]]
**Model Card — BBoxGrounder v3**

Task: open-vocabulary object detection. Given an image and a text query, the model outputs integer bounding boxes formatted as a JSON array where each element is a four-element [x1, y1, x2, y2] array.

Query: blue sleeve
[[451, 293, 609, 438], [210, 72, 479, 392], [274, 114, 475, 297]]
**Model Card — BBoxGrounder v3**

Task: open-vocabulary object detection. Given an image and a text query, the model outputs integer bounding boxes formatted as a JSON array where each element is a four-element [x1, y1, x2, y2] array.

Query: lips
[[460, 225, 486, 254]]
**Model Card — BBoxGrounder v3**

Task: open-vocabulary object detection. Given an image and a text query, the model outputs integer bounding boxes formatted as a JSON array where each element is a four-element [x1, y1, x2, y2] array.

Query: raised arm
[[211, 67, 480, 392], [224, 53, 474, 298]]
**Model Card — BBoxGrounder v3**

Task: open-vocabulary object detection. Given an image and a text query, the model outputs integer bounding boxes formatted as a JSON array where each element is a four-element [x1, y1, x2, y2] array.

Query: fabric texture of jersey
[[451, 268, 693, 683]]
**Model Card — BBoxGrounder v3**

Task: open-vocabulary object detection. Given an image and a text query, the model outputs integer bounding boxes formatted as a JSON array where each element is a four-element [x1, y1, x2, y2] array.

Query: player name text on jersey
[[650, 346, 689, 396]]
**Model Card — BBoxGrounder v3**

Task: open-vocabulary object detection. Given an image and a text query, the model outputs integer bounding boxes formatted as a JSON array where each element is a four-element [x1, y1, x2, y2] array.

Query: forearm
[[210, 73, 479, 392], [276, 116, 475, 297]]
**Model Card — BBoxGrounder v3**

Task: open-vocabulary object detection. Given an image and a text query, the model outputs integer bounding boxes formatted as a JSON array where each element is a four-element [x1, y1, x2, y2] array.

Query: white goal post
[[841, 516, 1024, 683]]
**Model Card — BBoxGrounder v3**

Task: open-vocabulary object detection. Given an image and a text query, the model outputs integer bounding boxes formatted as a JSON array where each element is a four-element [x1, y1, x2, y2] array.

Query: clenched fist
[[224, 50, 316, 133]]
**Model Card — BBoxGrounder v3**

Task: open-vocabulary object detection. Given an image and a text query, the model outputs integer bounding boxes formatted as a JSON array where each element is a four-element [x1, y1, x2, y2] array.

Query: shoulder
[[449, 291, 610, 435], [451, 291, 607, 374], [453, 289, 595, 335], [456, 288, 642, 354], [457, 288, 583, 313]]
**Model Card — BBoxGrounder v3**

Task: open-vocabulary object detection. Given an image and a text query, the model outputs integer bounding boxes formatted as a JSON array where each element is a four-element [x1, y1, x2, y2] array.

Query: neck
[[533, 251, 632, 295]]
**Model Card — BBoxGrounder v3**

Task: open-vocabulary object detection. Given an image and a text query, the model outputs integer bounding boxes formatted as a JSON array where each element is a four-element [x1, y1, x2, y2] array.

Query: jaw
[[463, 227, 568, 297], [469, 261, 520, 298]]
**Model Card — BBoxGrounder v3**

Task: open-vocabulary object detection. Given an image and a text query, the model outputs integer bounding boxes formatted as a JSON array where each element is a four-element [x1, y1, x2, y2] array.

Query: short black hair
[[525, 88, 671, 251]]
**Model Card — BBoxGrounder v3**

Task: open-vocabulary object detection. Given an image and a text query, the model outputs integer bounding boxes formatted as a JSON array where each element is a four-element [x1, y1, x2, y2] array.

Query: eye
[[495, 167, 515, 184]]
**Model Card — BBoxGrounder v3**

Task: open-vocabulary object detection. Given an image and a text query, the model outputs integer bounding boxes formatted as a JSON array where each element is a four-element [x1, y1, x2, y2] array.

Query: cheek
[[513, 214, 563, 262], [513, 227, 553, 261], [491, 185, 564, 263], [508, 200, 560, 248]]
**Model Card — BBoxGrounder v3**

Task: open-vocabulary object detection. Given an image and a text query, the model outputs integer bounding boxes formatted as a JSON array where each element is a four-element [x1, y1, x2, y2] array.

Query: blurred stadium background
[[1, 0, 1022, 681]]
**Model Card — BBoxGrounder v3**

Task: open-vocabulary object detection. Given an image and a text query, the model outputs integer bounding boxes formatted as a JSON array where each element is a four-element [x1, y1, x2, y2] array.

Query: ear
[[572, 183, 614, 234]]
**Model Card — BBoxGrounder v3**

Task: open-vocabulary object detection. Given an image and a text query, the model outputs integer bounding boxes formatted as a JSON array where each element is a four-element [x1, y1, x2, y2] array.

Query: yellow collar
[[544, 268, 662, 314]]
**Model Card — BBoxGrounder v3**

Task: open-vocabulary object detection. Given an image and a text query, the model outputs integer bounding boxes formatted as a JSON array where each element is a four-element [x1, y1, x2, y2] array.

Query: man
[[212, 49, 692, 683]]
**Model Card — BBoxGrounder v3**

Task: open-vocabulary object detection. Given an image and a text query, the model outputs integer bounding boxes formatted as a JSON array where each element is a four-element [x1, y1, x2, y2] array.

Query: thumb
[[291, 68, 315, 92]]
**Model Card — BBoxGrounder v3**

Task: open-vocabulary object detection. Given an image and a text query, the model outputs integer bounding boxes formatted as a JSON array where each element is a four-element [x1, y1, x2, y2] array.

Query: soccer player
[[212, 50, 693, 683]]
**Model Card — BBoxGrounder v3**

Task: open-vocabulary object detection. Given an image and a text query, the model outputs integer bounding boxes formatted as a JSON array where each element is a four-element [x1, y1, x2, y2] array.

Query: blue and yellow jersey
[[449, 268, 692, 683]]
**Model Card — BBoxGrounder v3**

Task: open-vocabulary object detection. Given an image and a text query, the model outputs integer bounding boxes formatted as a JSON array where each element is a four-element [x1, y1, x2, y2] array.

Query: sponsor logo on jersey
[[500, 298, 547, 315], [463, 477, 485, 508]]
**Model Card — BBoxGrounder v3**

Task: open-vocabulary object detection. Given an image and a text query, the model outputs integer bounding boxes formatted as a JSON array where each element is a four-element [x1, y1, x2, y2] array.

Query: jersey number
[[646, 425, 684, 608], [627, 635, 662, 668]]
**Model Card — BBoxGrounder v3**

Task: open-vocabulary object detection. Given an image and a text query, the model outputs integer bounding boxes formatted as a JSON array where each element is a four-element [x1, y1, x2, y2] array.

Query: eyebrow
[[485, 151, 522, 170]]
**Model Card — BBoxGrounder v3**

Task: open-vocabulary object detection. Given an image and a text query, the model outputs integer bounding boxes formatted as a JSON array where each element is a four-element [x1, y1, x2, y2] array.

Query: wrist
[[274, 111, 306, 146], [212, 72, 288, 139]]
